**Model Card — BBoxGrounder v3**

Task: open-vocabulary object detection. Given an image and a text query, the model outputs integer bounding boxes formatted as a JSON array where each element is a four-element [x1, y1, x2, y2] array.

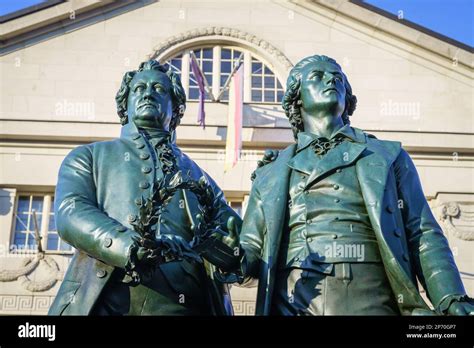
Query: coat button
[[307, 237, 313, 242], [393, 227, 401, 237], [386, 205, 394, 213], [336, 168, 342, 173], [116, 226, 127, 232], [104, 238, 113, 248], [333, 184, 339, 190], [96, 269, 107, 278], [306, 219, 312, 224], [136, 143, 145, 149], [132, 134, 140, 140], [403, 253, 409, 262], [142, 166, 152, 174], [139, 181, 150, 189], [134, 198, 143, 206], [334, 198, 340, 203], [139, 153, 150, 160], [304, 191, 309, 195], [160, 218, 166, 224], [128, 214, 137, 223], [295, 257, 300, 262], [332, 234, 338, 239]]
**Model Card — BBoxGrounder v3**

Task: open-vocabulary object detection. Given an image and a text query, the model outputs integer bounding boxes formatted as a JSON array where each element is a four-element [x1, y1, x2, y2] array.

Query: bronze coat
[[49, 122, 239, 315], [240, 127, 466, 315]]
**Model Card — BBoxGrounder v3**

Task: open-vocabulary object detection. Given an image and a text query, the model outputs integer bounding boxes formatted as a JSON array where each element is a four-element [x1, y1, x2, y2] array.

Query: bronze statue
[[219, 55, 473, 316], [49, 60, 241, 315]]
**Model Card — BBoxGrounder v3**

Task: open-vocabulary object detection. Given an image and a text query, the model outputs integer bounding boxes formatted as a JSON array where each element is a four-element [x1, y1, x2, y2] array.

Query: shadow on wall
[[0, 189, 13, 216]]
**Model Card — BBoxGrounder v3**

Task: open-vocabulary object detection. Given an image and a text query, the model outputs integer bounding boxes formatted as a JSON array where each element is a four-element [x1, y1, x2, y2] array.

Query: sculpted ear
[[347, 94, 357, 116], [342, 92, 357, 125]]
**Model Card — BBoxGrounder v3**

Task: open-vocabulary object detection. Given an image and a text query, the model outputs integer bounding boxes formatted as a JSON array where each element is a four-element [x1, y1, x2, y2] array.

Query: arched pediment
[[148, 26, 293, 82]]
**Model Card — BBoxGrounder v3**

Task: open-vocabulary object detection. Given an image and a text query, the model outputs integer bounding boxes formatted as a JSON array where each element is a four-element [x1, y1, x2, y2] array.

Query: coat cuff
[[426, 269, 467, 309], [436, 294, 470, 315], [213, 245, 246, 284], [95, 226, 137, 269]]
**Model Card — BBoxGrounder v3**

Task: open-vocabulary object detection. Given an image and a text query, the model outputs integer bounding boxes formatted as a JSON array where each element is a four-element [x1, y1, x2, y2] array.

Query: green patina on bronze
[[221, 55, 472, 316], [49, 60, 241, 316], [48, 55, 472, 317]]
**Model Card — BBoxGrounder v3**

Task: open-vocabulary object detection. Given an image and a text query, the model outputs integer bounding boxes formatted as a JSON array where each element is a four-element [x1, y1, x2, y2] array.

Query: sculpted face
[[299, 60, 346, 120], [127, 69, 173, 130]]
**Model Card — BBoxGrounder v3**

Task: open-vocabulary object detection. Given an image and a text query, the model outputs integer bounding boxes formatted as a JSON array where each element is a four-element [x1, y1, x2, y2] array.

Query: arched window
[[164, 45, 284, 103]]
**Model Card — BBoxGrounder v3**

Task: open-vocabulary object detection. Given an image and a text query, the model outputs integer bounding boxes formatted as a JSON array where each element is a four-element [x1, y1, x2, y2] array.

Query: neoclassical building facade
[[0, 0, 472, 315]]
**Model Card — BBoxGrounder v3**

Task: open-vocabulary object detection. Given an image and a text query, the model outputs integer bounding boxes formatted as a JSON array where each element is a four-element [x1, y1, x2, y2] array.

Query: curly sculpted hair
[[282, 55, 357, 139], [115, 60, 186, 132]]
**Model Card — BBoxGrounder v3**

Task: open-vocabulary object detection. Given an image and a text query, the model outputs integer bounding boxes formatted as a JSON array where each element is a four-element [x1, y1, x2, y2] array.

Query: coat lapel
[[258, 145, 295, 254], [355, 140, 431, 314], [255, 130, 430, 315], [255, 144, 295, 314], [356, 147, 392, 233], [289, 141, 367, 189]]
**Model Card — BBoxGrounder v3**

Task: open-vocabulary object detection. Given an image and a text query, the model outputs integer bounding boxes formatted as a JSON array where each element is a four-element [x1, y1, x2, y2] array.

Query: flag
[[190, 55, 206, 128], [224, 63, 244, 172]]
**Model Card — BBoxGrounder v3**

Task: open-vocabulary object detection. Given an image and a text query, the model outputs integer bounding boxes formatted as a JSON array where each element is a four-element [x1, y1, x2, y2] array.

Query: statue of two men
[[50, 55, 472, 316]]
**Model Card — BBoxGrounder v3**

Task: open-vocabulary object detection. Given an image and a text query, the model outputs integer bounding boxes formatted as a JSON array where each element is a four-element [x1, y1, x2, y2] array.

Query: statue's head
[[282, 55, 357, 139], [115, 60, 186, 131]]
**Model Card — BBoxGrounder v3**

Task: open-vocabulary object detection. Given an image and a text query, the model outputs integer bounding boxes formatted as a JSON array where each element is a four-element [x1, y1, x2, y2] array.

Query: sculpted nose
[[143, 84, 153, 98], [326, 73, 336, 85]]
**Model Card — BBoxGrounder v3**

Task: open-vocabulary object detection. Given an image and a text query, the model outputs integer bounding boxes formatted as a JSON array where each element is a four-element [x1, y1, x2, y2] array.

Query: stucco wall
[[0, 0, 472, 315]]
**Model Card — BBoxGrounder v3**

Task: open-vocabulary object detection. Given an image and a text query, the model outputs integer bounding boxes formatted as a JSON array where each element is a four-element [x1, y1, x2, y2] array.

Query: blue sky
[[0, 0, 473, 47], [0, 0, 46, 16], [364, 0, 473, 47]]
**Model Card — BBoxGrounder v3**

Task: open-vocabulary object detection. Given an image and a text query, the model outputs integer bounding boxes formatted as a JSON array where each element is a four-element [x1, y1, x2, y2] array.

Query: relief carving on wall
[[0, 221, 63, 292], [437, 202, 474, 241], [0, 252, 62, 292], [232, 300, 256, 316], [0, 295, 54, 313]]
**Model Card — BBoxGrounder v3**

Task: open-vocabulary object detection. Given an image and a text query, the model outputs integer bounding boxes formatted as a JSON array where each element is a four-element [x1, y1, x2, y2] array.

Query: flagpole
[[216, 53, 244, 101], [189, 50, 216, 102]]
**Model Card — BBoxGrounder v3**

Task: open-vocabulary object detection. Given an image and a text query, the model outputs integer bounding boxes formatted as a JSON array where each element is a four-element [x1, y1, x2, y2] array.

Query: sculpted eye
[[134, 84, 145, 93], [309, 71, 323, 80], [154, 84, 164, 93]]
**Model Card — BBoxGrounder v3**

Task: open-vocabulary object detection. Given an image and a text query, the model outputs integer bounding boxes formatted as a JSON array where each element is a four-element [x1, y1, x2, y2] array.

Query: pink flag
[[224, 63, 244, 172]]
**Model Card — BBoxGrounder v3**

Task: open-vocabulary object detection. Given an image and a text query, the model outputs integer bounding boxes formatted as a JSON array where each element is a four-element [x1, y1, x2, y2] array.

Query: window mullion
[[212, 46, 221, 100], [167, 46, 283, 104], [27, 195, 32, 247]]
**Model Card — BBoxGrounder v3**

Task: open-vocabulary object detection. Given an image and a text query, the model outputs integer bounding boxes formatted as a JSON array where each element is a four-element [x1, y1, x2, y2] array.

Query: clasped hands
[[131, 216, 241, 269], [132, 234, 202, 265]]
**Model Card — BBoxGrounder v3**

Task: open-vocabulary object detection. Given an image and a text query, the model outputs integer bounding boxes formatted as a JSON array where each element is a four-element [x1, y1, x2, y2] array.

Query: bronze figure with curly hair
[[50, 59, 241, 316], [282, 55, 357, 139], [218, 54, 471, 317], [115, 60, 186, 132]]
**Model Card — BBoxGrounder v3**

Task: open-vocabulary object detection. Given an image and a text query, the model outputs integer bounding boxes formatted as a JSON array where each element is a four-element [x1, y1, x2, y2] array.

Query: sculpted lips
[[137, 101, 158, 110], [323, 87, 338, 93]]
